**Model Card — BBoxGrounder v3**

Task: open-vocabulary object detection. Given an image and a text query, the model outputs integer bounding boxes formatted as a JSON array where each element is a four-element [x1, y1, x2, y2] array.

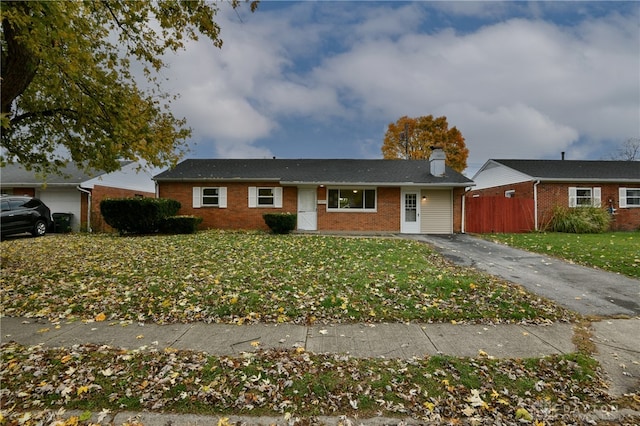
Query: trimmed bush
[[100, 198, 181, 234], [547, 206, 610, 233], [263, 213, 297, 234], [159, 215, 203, 234]]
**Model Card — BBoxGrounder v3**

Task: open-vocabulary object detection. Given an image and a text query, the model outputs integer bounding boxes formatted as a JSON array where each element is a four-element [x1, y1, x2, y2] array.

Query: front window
[[328, 188, 376, 210], [575, 188, 593, 206], [570, 187, 601, 208], [625, 189, 640, 206], [202, 188, 219, 206], [258, 188, 275, 206]]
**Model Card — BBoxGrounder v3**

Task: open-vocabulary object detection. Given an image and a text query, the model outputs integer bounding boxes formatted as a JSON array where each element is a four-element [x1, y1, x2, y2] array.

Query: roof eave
[[154, 177, 281, 182], [536, 178, 640, 183]]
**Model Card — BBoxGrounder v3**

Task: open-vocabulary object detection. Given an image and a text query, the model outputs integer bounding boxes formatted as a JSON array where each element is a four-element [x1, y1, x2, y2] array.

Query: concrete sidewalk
[[1, 316, 576, 359], [2, 316, 639, 424], [3, 316, 638, 395]]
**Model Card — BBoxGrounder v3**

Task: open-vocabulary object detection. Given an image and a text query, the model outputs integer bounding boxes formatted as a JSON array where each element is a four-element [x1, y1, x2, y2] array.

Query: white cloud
[[159, 2, 638, 162], [309, 8, 638, 160], [439, 101, 579, 160]]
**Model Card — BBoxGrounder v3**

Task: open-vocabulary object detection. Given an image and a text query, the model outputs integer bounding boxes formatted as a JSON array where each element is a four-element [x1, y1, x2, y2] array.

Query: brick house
[[153, 150, 474, 234], [468, 159, 640, 231], [1, 162, 156, 232]]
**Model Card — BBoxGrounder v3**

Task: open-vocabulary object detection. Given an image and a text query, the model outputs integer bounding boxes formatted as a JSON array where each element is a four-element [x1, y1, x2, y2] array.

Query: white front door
[[297, 188, 317, 231], [401, 190, 420, 233]]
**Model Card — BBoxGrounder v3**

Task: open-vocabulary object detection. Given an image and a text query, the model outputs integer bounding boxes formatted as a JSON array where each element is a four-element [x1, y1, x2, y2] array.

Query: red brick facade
[[159, 182, 466, 233], [90, 185, 155, 233], [1, 187, 36, 197], [468, 181, 640, 231]]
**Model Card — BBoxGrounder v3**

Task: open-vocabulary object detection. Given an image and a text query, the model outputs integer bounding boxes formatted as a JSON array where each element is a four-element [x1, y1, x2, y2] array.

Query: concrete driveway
[[405, 234, 640, 318]]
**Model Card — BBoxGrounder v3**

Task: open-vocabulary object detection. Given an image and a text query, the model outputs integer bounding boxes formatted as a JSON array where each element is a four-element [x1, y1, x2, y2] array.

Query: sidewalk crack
[[168, 325, 193, 348]]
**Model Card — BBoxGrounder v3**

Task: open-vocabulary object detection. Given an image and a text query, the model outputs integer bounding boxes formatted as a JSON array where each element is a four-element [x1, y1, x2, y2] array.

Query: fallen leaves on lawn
[[1, 341, 628, 425], [0, 232, 574, 326]]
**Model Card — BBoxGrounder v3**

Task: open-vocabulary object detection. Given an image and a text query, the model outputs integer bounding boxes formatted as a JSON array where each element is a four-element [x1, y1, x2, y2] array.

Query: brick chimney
[[429, 147, 446, 176]]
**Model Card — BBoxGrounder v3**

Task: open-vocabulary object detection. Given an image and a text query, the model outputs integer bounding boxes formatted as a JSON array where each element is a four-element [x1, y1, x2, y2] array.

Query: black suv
[[1, 195, 52, 238]]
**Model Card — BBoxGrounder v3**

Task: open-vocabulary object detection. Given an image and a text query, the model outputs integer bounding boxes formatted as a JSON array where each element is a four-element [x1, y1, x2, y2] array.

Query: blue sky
[[162, 1, 639, 176]]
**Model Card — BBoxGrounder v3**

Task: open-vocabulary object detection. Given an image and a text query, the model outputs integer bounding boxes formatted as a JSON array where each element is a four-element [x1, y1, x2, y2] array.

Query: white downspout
[[461, 193, 466, 234], [533, 180, 540, 231], [77, 186, 92, 232]]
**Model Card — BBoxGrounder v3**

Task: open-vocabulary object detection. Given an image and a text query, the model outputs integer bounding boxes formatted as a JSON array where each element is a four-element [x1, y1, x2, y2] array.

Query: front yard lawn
[[2, 232, 635, 425], [0, 231, 573, 325], [485, 232, 640, 279]]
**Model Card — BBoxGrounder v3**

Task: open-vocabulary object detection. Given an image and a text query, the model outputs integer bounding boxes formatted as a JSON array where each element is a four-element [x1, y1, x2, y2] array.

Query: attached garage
[[37, 189, 82, 231], [421, 189, 453, 234]]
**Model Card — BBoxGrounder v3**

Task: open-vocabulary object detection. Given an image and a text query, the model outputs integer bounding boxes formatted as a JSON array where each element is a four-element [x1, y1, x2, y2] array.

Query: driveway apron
[[404, 234, 640, 318]]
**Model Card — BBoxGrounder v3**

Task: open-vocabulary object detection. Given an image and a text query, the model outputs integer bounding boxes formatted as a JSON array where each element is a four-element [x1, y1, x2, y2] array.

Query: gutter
[[533, 180, 540, 231], [76, 186, 92, 232]]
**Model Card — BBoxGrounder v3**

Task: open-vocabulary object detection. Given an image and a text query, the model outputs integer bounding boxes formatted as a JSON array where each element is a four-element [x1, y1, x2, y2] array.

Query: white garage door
[[37, 189, 82, 231], [420, 189, 453, 234]]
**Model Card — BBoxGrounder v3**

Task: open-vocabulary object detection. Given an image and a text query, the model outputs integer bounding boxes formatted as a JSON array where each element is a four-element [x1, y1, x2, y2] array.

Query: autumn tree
[[1, 0, 258, 175], [382, 115, 469, 172]]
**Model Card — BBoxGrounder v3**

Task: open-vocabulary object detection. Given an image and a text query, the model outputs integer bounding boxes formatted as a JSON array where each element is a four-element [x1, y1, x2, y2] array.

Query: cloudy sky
[[161, 1, 639, 176]]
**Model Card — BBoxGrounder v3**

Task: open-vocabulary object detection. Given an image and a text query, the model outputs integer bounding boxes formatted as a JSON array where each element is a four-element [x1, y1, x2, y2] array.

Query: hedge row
[[100, 198, 200, 235], [263, 213, 297, 234]]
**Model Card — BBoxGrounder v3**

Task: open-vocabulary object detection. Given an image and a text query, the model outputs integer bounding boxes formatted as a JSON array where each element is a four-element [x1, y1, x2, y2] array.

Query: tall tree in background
[[382, 115, 469, 172], [610, 137, 640, 161], [1, 0, 258, 175]]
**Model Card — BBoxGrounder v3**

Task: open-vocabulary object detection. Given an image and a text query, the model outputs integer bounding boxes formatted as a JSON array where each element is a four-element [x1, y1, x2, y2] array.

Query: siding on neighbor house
[[468, 181, 640, 231]]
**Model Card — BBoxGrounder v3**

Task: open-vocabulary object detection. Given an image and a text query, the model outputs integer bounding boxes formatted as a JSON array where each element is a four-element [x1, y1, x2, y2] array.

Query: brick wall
[[160, 181, 297, 231], [159, 182, 471, 233], [90, 185, 156, 233], [468, 181, 640, 231], [1, 187, 36, 197], [317, 187, 401, 232]]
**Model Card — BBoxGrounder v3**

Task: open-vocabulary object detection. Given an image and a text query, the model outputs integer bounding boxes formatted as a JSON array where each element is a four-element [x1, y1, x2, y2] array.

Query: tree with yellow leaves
[[1, 0, 259, 175], [382, 115, 469, 172]]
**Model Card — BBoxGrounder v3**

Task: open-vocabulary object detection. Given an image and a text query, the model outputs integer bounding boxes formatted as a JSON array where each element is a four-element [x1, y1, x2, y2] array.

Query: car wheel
[[32, 220, 47, 237]]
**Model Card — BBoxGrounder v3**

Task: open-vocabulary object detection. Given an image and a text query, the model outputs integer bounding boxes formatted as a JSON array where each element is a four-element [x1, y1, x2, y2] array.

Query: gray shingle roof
[[153, 159, 473, 186], [0, 163, 118, 185], [494, 160, 640, 181]]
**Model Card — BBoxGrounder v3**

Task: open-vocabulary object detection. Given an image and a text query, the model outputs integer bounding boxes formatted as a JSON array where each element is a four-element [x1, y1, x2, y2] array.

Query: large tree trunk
[[1, 2, 39, 116]]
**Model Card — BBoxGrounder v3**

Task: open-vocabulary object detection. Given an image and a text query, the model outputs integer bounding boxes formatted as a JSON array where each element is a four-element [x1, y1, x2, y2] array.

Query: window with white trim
[[248, 187, 283, 208], [619, 188, 640, 208], [192, 187, 227, 208], [258, 188, 274, 205], [504, 190, 515, 198], [569, 187, 601, 208], [327, 188, 376, 210], [202, 188, 220, 206]]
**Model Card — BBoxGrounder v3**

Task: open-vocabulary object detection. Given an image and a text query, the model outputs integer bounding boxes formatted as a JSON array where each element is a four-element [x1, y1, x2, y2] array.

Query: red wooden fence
[[465, 196, 535, 233]]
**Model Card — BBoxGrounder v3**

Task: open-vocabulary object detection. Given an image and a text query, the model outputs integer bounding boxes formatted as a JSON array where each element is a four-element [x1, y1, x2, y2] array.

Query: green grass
[[0, 231, 573, 324], [484, 232, 640, 279], [0, 231, 630, 425]]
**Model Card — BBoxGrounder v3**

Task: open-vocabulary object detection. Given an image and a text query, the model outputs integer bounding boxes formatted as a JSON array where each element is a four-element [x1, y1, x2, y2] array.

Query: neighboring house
[[153, 149, 474, 234], [1, 162, 156, 232], [468, 159, 640, 232]]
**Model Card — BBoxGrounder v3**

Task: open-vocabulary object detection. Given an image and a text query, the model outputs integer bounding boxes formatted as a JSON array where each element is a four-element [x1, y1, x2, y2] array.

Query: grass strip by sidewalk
[[1, 342, 612, 425], [485, 232, 640, 279], [0, 232, 573, 325]]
